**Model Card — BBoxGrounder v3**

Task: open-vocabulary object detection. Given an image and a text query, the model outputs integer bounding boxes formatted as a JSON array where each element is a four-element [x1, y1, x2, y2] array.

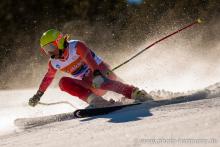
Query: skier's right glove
[[28, 91, 44, 107]]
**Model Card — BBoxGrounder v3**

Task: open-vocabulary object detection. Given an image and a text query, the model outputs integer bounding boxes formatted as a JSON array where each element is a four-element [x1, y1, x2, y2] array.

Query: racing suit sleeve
[[76, 41, 100, 71], [38, 61, 57, 92]]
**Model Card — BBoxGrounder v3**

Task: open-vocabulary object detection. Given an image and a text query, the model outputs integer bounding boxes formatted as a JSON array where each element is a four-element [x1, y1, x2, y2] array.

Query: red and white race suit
[[38, 40, 135, 102]]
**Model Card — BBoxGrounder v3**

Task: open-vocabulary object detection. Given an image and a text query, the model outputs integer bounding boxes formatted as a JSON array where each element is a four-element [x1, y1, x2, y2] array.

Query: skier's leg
[[99, 78, 135, 98], [95, 62, 136, 99], [81, 62, 133, 98], [94, 62, 153, 101], [59, 77, 92, 101], [99, 76, 153, 101], [59, 77, 112, 106]]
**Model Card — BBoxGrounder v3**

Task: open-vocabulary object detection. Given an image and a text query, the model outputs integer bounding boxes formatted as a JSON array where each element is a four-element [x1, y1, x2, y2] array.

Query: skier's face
[[48, 48, 60, 59], [42, 42, 60, 59]]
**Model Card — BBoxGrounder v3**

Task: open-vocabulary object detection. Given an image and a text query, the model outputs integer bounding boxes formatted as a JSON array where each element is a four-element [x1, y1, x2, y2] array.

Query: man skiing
[[29, 29, 152, 108]]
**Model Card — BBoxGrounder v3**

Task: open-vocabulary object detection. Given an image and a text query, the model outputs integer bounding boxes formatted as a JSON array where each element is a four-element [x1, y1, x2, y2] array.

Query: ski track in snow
[[0, 82, 219, 146]]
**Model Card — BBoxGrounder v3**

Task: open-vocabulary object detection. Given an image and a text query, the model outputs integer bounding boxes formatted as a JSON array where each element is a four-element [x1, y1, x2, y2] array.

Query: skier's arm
[[29, 62, 57, 107], [76, 41, 109, 88], [76, 41, 100, 71], [38, 61, 57, 93]]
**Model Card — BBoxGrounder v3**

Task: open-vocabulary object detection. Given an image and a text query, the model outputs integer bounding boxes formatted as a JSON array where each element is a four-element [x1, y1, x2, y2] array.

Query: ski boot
[[131, 88, 153, 102], [86, 93, 121, 108]]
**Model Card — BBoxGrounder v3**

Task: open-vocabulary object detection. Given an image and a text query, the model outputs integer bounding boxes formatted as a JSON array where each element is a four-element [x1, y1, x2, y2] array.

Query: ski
[[14, 112, 76, 129], [14, 90, 212, 129], [73, 102, 142, 118], [14, 103, 142, 129]]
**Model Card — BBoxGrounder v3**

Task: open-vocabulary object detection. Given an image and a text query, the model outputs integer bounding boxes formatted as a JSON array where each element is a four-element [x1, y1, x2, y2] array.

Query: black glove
[[93, 69, 103, 76], [28, 91, 44, 107]]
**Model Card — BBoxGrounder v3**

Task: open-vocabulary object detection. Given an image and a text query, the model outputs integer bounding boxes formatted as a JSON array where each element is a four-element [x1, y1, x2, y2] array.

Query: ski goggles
[[42, 42, 58, 55]]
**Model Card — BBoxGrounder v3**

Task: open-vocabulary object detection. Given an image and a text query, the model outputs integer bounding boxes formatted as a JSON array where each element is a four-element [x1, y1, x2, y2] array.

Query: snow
[[0, 89, 86, 136], [0, 85, 220, 147]]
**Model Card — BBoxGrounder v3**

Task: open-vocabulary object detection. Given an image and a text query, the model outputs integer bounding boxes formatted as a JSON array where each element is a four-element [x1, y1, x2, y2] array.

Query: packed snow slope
[[0, 83, 220, 147]]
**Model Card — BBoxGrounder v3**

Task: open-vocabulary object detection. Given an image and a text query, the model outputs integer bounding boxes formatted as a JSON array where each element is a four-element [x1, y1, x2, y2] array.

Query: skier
[[29, 29, 152, 108]]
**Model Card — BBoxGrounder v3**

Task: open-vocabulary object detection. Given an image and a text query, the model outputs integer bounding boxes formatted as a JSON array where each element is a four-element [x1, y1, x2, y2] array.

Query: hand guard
[[28, 91, 44, 107]]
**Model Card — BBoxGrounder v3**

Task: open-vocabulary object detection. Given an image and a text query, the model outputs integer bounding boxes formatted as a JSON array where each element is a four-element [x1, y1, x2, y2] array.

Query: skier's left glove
[[92, 70, 109, 88], [28, 91, 44, 107]]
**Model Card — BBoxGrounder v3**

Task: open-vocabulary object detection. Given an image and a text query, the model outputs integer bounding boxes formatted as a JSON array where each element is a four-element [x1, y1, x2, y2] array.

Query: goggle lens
[[42, 43, 57, 54]]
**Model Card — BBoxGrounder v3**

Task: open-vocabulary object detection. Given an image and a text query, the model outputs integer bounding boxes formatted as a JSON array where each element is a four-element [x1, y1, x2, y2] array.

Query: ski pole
[[39, 101, 77, 109], [112, 19, 203, 71]]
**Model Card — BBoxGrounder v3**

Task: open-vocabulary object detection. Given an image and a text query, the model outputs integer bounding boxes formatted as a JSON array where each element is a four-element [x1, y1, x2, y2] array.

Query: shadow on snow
[[80, 89, 211, 123]]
